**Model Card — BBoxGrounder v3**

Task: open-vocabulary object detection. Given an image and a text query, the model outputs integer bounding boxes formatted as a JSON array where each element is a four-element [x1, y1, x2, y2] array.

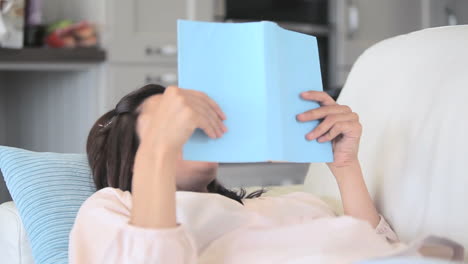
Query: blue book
[[178, 20, 333, 163]]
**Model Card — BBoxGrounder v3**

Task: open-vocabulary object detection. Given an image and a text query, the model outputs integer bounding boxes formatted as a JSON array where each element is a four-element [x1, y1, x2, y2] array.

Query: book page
[[271, 24, 334, 163]]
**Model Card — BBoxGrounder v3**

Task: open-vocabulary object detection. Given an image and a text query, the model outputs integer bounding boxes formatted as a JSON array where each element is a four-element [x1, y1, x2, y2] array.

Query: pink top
[[69, 187, 401, 264]]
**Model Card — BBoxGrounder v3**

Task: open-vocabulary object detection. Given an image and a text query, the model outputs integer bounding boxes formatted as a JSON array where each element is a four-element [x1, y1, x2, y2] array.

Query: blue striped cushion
[[0, 146, 96, 264]]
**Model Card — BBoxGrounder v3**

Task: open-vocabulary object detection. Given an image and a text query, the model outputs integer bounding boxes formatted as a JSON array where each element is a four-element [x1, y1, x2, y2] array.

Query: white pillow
[[0, 202, 34, 264]]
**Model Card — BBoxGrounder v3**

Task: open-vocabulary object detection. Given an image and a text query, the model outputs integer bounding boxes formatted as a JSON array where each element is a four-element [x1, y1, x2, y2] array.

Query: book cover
[[178, 20, 333, 163]]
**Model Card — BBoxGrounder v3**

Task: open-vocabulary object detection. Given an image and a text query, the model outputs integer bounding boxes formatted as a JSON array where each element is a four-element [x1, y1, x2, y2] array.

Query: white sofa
[[1, 25, 468, 263], [305, 25, 468, 260]]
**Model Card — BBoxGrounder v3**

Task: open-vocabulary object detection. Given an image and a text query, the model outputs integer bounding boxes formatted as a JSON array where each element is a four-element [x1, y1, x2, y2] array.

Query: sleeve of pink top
[[376, 215, 400, 243], [264, 192, 400, 244], [290, 192, 400, 244], [69, 188, 197, 264]]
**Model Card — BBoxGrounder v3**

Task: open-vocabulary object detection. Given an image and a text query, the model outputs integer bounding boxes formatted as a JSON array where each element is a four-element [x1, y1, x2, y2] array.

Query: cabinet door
[[452, 0, 468, 25], [106, 0, 214, 63], [427, 0, 468, 27], [330, 0, 422, 87], [105, 65, 178, 110], [427, 0, 452, 27]]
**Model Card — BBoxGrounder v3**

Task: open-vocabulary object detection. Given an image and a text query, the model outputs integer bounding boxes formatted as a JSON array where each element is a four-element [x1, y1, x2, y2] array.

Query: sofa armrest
[[0, 202, 34, 264]]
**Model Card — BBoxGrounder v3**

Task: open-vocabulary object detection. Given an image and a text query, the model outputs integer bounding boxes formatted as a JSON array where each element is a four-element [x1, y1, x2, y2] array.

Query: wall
[[0, 73, 6, 145], [0, 72, 12, 202], [3, 69, 102, 153]]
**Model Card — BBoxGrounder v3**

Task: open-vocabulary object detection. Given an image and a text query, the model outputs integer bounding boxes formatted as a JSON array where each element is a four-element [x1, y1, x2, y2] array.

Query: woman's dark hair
[[86, 84, 265, 204]]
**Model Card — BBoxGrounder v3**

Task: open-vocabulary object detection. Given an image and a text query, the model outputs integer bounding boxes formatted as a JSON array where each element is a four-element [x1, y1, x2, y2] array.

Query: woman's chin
[[184, 161, 219, 171], [175, 161, 218, 191]]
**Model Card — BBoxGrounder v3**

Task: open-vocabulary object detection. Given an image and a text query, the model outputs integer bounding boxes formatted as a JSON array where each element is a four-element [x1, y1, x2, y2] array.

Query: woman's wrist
[[130, 141, 179, 229], [327, 159, 361, 183], [328, 159, 380, 227], [138, 130, 182, 157]]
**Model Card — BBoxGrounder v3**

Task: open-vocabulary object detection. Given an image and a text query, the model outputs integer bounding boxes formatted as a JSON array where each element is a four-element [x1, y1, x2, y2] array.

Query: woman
[[69, 84, 400, 263]]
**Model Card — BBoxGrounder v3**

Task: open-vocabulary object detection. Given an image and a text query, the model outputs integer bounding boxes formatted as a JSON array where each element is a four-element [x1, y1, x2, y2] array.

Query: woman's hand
[[138, 86, 227, 150], [296, 91, 362, 168], [296, 91, 381, 227]]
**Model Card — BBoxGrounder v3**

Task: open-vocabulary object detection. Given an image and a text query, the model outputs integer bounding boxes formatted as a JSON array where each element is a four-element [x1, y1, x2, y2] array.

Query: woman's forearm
[[328, 161, 380, 227], [130, 142, 178, 229]]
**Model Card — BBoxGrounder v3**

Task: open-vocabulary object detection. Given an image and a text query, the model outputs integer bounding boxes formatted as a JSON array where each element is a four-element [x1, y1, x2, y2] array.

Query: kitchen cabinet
[[106, 0, 214, 63], [329, 0, 422, 88], [430, 0, 468, 26], [454, 0, 468, 24], [426, 0, 462, 27], [105, 65, 178, 110], [103, 0, 214, 110]]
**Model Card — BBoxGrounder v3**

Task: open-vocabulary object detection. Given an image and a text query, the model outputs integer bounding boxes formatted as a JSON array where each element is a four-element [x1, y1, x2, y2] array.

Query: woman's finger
[[195, 110, 220, 139], [188, 104, 219, 139], [297, 105, 352, 122], [191, 97, 227, 135], [201, 124, 218, 139], [190, 90, 227, 121], [164, 87, 222, 139], [306, 113, 359, 140], [317, 121, 361, 143], [300, 91, 336, 106], [190, 99, 226, 138]]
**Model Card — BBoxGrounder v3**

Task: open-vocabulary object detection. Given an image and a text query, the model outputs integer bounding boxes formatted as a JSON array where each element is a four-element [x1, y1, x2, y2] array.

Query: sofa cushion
[[0, 146, 96, 264]]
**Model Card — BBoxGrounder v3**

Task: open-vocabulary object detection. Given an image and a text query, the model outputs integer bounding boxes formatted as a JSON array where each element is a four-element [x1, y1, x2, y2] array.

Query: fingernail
[[222, 122, 228, 132], [296, 114, 303, 121]]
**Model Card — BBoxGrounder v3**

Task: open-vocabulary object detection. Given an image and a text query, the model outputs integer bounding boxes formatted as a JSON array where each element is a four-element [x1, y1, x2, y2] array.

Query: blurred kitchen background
[[0, 0, 467, 188]]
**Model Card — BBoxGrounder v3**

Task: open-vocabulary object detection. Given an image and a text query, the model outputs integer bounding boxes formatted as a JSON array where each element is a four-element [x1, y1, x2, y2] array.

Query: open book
[[178, 20, 333, 163]]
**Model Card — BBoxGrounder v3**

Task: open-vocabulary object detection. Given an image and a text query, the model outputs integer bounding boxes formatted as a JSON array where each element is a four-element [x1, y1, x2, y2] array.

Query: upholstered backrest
[[304, 25, 468, 258]]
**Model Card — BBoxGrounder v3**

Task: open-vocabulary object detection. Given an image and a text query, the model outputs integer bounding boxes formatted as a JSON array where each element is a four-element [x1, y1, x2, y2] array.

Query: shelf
[[224, 19, 329, 36], [0, 47, 106, 71]]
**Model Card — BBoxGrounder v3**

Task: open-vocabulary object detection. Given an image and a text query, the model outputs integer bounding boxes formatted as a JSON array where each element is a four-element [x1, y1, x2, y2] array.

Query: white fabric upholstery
[[305, 25, 468, 259], [0, 202, 34, 264]]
